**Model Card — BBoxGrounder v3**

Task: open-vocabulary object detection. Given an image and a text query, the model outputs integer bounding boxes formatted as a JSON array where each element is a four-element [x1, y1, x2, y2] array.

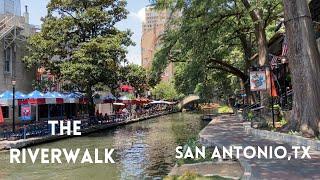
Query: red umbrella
[[134, 97, 151, 105], [120, 85, 134, 92]]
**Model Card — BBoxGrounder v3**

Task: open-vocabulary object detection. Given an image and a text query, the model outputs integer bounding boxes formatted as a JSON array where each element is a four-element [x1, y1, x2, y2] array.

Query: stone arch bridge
[[178, 94, 200, 110]]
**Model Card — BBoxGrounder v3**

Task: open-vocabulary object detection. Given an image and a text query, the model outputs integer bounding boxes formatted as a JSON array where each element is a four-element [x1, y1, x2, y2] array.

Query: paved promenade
[[199, 115, 320, 180]]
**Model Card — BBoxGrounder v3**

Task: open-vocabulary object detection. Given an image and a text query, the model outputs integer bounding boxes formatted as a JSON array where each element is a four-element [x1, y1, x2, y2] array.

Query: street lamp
[[12, 80, 16, 133]]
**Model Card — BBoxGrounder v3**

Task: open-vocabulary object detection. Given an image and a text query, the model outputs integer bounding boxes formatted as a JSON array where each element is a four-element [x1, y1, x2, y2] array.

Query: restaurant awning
[[0, 91, 27, 106], [44, 92, 64, 104]]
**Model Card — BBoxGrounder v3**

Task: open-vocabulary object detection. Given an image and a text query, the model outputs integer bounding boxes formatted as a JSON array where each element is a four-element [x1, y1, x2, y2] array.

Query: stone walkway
[[199, 115, 320, 180], [169, 161, 243, 179]]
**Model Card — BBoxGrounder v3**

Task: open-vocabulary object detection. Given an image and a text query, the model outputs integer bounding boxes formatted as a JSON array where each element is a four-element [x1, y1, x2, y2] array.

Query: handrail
[[243, 90, 293, 112]]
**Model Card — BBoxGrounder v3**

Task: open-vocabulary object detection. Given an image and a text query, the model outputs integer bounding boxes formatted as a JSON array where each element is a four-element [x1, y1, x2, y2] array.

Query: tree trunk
[[86, 88, 95, 117], [255, 23, 268, 66], [283, 0, 320, 137], [241, 0, 270, 110], [239, 34, 254, 104], [241, 0, 269, 66]]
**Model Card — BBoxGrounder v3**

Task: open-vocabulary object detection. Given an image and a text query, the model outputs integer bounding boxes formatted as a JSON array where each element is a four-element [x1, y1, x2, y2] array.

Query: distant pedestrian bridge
[[178, 94, 200, 110]]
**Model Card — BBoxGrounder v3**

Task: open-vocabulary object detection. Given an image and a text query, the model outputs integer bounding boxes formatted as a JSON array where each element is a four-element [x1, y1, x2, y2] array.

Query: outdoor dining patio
[[0, 90, 177, 141]]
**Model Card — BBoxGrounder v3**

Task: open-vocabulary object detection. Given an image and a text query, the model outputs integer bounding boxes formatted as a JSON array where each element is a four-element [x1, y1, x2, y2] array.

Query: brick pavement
[[199, 115, 320, 180]]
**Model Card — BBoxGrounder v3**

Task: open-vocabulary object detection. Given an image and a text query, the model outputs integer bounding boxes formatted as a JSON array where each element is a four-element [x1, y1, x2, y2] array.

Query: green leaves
[[120, 64, 148, 95], [150, 0, 283, 100], [23, 0, 133, 97], [152, 81, 179, 100]]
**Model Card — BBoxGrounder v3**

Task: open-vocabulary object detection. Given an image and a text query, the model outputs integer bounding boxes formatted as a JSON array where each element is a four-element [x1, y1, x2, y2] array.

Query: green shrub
[[217, 105, 233, 113]]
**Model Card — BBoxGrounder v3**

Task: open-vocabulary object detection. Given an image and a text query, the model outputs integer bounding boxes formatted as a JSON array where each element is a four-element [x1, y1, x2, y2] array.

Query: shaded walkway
[[199, 115, 320, 180]]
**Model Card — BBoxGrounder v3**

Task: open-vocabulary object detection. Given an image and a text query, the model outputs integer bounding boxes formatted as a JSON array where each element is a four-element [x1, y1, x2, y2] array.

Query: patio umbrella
[[15, 92, 27, 99], [53, 92, 65, 119], [65, 92, 80, 103], [118, 95, 133, 104], [52, 91, 65, 104], [27, 90, 45, 122], [120, 85, 134, 92], [113, 102, 125, 106], [0, 91, 27, 105], [103, 93, 116, 103], [75, 92, 88, 104], [45, 92, 57, 104], [27, 90, 45, 104], [134, 97, 151, 105], [0, 91, 11, 106]]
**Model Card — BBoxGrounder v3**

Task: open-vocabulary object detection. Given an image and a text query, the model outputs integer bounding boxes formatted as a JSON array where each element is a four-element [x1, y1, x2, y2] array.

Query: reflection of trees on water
[[112, 113, 205, 178], [0, 113, 206, 179], [171, 113, 204, 145], [112, 124, 150, 179]]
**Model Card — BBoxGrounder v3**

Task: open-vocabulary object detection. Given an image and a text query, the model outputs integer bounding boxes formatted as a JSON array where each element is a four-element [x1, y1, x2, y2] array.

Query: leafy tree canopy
[[152, 81, 179, 100], [150, 0, 282, 100], [120, 64, 149, 95], [23, 0, 134, 114]]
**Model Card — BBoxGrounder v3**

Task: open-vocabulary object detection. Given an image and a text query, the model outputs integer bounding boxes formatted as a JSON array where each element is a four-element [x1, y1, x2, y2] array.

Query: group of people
[[94, 104, 175, 124]]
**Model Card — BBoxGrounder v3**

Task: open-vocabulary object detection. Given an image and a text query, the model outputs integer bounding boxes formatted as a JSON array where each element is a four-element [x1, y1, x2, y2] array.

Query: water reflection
[[0, 113, 207, 179]]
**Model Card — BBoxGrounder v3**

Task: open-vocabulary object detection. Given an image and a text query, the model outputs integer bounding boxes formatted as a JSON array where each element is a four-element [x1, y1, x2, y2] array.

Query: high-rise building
[[0, 0, 21, 16], [141, 5, 174, 82]]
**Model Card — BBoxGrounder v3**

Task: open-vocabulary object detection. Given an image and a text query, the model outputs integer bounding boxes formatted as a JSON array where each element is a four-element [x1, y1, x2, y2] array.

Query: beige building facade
[[0, 6, 35, 93], [141, 5, 174, 82], [0, 5, 36, 123]]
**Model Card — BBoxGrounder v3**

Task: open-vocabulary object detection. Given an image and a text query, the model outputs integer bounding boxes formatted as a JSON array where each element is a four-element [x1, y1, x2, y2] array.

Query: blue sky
[[20, 0, 150, 65]]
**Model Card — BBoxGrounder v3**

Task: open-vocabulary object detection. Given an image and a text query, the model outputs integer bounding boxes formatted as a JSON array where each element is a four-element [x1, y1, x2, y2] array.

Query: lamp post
[[12, 80, 16, 133]]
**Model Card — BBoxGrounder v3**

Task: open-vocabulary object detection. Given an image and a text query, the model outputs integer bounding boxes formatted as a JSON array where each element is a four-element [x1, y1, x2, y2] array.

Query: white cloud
[[130, 7, 145, 22]]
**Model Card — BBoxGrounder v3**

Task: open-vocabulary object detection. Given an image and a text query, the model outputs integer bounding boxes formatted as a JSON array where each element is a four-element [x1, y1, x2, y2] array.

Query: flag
[[0, 107, 4, 124], [269, 54, 278, 70], [282, 36, 288, 56], [270, 73, 278, 97]]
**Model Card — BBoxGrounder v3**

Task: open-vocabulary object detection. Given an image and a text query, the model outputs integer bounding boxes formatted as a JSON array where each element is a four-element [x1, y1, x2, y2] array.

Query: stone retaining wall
[[243, 122, 320, 151]]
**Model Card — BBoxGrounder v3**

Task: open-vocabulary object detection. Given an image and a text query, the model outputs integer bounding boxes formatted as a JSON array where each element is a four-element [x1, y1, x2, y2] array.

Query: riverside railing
[[0, 108, 176, 141]]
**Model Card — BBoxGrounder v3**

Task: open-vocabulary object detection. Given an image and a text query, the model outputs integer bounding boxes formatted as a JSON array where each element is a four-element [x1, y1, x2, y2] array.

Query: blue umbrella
[[27, 90, 45, 99], [0, 91, 27, 100], [15, 92, 27, 99], [52, 91, 65, 99], [103, 93, 116, 101], [25, 90, 45, 122], [52, 92, 65, 119], [44, 92, 56, 98], [0, 91, 13, 99], [66, 92, 81, 98]]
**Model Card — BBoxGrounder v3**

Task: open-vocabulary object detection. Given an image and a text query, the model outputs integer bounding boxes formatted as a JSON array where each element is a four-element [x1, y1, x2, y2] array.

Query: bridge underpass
[[178, 94, 200, 111]]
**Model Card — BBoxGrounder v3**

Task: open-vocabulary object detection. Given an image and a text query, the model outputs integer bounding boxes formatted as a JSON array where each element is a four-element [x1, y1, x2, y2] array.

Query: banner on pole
[[250, 71, 267, 91], [0, 107, 4, 124], [20, 104, 32, 121]]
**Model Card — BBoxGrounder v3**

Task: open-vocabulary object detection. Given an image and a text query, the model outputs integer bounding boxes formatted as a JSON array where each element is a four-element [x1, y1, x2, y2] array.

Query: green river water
[[0, 113, 208, 180]]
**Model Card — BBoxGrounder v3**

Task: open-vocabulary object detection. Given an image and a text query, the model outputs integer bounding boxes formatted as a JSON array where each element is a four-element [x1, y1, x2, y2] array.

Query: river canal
[[0, 112, 208, 179]]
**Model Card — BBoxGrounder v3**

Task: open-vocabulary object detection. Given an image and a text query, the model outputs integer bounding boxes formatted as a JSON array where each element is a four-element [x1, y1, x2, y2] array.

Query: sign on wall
[[250, 71, 267, 91], [20, 104, 32, 121]]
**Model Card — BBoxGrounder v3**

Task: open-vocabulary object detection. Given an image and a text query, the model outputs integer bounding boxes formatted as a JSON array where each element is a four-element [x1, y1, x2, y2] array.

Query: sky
[[20, 0, 150, 65]]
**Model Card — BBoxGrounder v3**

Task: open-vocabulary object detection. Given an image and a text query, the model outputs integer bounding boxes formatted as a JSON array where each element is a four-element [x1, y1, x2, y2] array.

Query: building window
[[4, 47, 12, 73], [1, 106, 9, 118]]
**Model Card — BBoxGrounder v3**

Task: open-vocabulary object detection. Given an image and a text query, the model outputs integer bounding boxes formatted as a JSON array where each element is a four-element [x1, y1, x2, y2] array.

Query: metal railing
[[241, 90, 293, 122], [0, 108, 177, 141]]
